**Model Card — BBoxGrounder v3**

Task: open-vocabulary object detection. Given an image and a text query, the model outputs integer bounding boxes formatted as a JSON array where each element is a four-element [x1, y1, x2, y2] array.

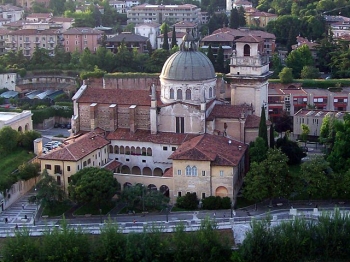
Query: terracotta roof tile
[[163, 167, 173, 177], [63, 27, 103, 35], [107, 129, 197, 144], [39, 131, 110, 161], [207, 104, 252, 120], [235, 35, 263, 43], [169, 134, 247, 166], [245, 114, 261, 128], [103, 160, 122, 171], [107, 32, 148, 42]]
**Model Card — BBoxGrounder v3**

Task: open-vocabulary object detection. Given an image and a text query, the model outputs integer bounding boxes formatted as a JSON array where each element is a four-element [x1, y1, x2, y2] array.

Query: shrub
[[202, 196, 232, 210], [176, 192, 198, 210]]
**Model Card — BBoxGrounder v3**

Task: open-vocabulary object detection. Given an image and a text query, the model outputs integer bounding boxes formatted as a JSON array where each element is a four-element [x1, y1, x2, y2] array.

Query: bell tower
[[226, 35, 272, 117]]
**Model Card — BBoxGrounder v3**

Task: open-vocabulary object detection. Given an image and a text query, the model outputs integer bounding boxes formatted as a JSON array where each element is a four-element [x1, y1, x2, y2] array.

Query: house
[[49, 17, 75, 31], [26, 12, 53, 22], [105, 32, 148, 53], [134, 21, 160, 50], [157, 31, 186, 49], [227, 0, 252, 11], [0, 4, 24, 22], [62, 27, 103, 53], [0, 110, 32, 131], [245, 11, 277, 28]]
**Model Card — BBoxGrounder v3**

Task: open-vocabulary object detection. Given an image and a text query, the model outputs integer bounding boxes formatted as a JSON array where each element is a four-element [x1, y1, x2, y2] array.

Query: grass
[[171, 206, 190, 212], [41, 201, 73, 217], [74, 201, 115, 216], [0, 149, 35, 175]]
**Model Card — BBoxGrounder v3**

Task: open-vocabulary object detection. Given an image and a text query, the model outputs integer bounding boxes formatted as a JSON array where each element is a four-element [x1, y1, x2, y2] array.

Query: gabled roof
[[212, 27, 275, 39], [39, 131, 110, 161], [207, 104, 252, 120], [26, 13, 52, 19], [50, 17, 74, 23], [169, 134, 247, 166], [158, 31, 186, 39], [202, 32, 235, 42], [173, 21, 196, 28], [235, 35, 263, 43], [107, 32, 148, 42]]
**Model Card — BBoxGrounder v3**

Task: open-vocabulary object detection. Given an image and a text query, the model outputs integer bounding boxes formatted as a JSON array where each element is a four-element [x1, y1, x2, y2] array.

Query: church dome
[[160, 51, 216, 81]]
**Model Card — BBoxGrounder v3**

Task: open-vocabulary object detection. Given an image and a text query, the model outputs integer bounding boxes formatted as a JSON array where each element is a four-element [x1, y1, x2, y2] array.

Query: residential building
[[62, 27, 103, 53], [134, 21, 160, 49], [245, 11, 277, 28], [105, 32, 148, 53], [291, 36, 319, 65], [199, 12, 209, 24], [293, 109, 346, 137], [39, 130, 112, 191], [157, 31, 186, 49], [331, 19, 350, 38], [0, 28, 10, 55], [0, 73, 17, 90], [227, 0, 252, 11], [26, 12, 53, 22], [109, 1, 127, 13], [173, 21, 198, 38], [5, 29, 60, 57], [127, 4, 202, 25], [16, 0, 50, 9], [0, 4, 23, 22], [49, 17, 75, 31]]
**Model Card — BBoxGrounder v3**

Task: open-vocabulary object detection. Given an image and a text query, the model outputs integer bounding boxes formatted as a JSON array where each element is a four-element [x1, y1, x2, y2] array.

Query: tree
[[274, 111, 293, 133], [216, 44, 225, 73], [286, 45, 314, 78], [279, 67, 294, 83], [19, 130, 41, 151], [171, 26, 177, 48], [207, 44, 215, 67], [145, 49, 169, 72], [319, 114, 339, 152], [271, 53, 283, 78], [249, 137, 268, 163], [29, 47, 51, 68], [238, 6, 246, 27], [0, 126, 19, 153], [33, 169, 65, 209], [162, 23, 169, 50], [269, 124, 275, 148], [176, 192, 198, 210], [300, 123, 310, 146], [301, 65, 320, 79], [230, 7, 239, 29], [244, 148, 291, 207], [276, 135, 306, 165], [124, 22, 135, 32], [79, 48, 95, 71], [258, 106, 268, 148], [17, 162, 40, 181], [300, 156, 332, 200], [69, 167, 119, 210], [115, 42, 133, 72]]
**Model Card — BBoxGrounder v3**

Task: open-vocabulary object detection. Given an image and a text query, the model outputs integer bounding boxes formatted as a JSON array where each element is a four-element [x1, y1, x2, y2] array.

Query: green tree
[[286, 45, 314, 78], [230, 7, 239, 29], [301, 65, 320, 79], [319, 114, 339, 152], [29, 47, 51, 69], [79, 47, 95, 71], [300, 123, 310, 146], [258, 106, 268, 147], [270, 123, 275, 148], [276, 135, 306, 165], [271, 53, 283, 78], [124, 22, 135, 32], [238, 6, 246, 27], [207, 44, 215, 67], [171, 26, 177, 48], [0, 126, 18, 153], [115, 42, 133, 72], [17, 162, 40, 181], [244, 148, 291, 207], [162, 23, 170, 50], [176, 192, 198, 210], [279, 67, 294, 83], [215, 44, 225, 73], [249, 137, 268, 163], [69, 167, 119, 210], [18, 130, 41, 151], [145, 49, 169, 72], [300, 156, 332, 200]]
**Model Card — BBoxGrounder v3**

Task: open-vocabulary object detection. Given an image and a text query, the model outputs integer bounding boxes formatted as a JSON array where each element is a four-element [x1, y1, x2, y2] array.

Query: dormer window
[[244, 44, 250, 56]]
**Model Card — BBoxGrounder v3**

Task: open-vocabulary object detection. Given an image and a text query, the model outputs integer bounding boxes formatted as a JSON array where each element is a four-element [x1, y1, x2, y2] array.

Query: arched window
[[244, 44, 250, 56], [192, 166, 197, 176], [170, 88, 174, 99], [185, 89, 191, 100], [186, 166, 191, 176], [177, 89, 182, 100], [209, 87, 213, 98]]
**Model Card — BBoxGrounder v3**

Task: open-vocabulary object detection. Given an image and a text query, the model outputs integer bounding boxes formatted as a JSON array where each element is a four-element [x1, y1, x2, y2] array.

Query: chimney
[[129, 105, 136, 134]]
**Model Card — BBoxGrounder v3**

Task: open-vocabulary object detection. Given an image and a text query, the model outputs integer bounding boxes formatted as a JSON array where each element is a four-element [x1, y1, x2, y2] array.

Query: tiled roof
[[169, 134, 247, 166], [173, 21, 196, 28], [63, 27, 103, 35], [202, 32, 235, 42], [27, 13, 52, 18], [158, 31, 186, 38], [246, 11, 277, 17], [77, 87, 152, 106], [103, 160, 122, 171], [295, 108, 347, 119], [107, 32, 148, 42], [9, 29, 59, 35], [235, 35, 263, 43], [163, 167, 173, 177], [135, 22, 161, 28], [207, 104, 252, 120], [212, 27, 275, 39], [0, 4, 23, 11], [39, 131, 110, 161], [245, 114, 261, 128], [107, 128, 197, 145], [50, 17, 74, 22]]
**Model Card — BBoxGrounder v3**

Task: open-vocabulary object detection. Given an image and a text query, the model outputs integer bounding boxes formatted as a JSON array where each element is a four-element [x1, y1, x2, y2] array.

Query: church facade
[[42, 33, 271, 204]]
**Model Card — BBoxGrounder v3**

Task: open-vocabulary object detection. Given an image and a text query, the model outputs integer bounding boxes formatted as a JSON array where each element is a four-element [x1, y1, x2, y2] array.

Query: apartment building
[[127, 4, 201, 25], [134, 21, 160, 49], [62, 27, 103, 53], [5, 29, 60, 57], [0, 4, 23, 22]]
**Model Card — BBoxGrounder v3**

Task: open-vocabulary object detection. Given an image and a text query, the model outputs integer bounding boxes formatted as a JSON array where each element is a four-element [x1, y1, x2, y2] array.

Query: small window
[[45, 164, 51, 170], [186, 166, 191, 176], [77, 165, 80, 170], [163, 146, 168, 151], [172, 146, 176, 151], [192, 166, 197, 176], [178, 192, 182, 197], [68, 177, 71, 183], [170, 88, 174, 99], [177, 169, 182, 175], [142, 160, 146, 163], [67, 166, 71, 172], [87, 159, 91, 164], [126, 159, 129, 162], [202, 170, 206, 176], [220, 170, 224, 177], [83, 161, 87, 167], [202, 193, 205, 199], [177, 89, 182, 100], [185, 89, 191, 100]]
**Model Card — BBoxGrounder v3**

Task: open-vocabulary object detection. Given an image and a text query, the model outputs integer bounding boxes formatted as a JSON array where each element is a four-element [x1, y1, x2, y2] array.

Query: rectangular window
[[84, 40, 87, 45], [57, 176, 61, 185], [54, 165, 61, 174], [87, 159, 91, 164], [77, 165, 80, 170], [202, 193, 205, 199], [177, 169, 182, 175], [83, 161, 87, 167], [67, 166, 70, 172], [142, 160, 146, 163], [68, 177, 71, 183], [202, 171, 206, 176], [172, 146, 176, 151], [163, 146, 168, 151], [45, 164, 51, 170], [334, 98, 338, 102], [220, 170, 224, 177], [75, 41, 78, 45], [176, 117, 184, 133], [178, 192, 182, 197]]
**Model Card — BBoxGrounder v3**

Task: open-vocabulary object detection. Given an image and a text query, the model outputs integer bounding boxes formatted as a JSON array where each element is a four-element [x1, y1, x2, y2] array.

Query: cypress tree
[[269, 123, 275, 148], [258, 106, 268, 148], [216, 44, 225, 73], [229, 8, 239, 29], [207, 44, 215, 66], [171, 26, 177, 48], [162, 25, 169, 50]]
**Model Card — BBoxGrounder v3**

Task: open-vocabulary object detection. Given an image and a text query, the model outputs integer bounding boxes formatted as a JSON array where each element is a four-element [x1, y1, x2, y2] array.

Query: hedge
[[269, 78, 350, 89], [104, 72, 160, 78], [55, 102, 73, 107], [32, 106, 73, 124]]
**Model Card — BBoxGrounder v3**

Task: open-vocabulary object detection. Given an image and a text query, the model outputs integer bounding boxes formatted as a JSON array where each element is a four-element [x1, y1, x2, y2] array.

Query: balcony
[[23, 40, 30, 44], [34, 40, 40, 44], [48, 39, 55, 44], [24, 46, 31, 50], [5, 39, 15, 44]]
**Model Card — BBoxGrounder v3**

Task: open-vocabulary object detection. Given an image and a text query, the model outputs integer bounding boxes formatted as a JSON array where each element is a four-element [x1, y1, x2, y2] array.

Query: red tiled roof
[[107, 128, 197, 145], [63, 27, 103, 35], [77, 87, 152, 106], [9, 29, 59, 35], [174, 21, 196, 28], [202, 32, 235, 42], [245, 114, 261, 128], [163, 167, 173, 177], [39, 131, 110, 161], [207, 104, 252, 120], [212, 28, 275, 39], [235, 35, 263, 43], [158, 31, 186, 38], [27, 13, 52, 18], [169, 134, 247, 166], [50, 17, 74, 22], [103, 160, 122, 171]]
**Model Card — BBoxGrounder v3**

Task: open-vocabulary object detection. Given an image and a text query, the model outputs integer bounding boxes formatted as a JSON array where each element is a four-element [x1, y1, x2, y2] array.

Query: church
[[41, 32, 271, 204]]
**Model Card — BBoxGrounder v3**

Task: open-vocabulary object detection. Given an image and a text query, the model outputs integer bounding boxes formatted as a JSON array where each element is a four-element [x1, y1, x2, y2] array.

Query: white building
[[0, 4, 23, 23], [135, 21, 160, 49], [0, 73, 16, 91], [0, 110, 33, 132]]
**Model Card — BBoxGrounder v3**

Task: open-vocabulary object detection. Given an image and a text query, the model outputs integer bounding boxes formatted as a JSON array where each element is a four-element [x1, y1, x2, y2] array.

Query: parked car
[[60, 124, 66, 128], [54, 123, 59, 128], [66, 123, 71, 129]]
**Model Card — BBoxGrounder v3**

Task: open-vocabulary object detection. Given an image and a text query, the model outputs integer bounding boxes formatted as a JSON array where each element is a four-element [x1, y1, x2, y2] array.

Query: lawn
[[74, 201, 115, 215], [41, 201, 73, 217], [0, 149, 35, 175]]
